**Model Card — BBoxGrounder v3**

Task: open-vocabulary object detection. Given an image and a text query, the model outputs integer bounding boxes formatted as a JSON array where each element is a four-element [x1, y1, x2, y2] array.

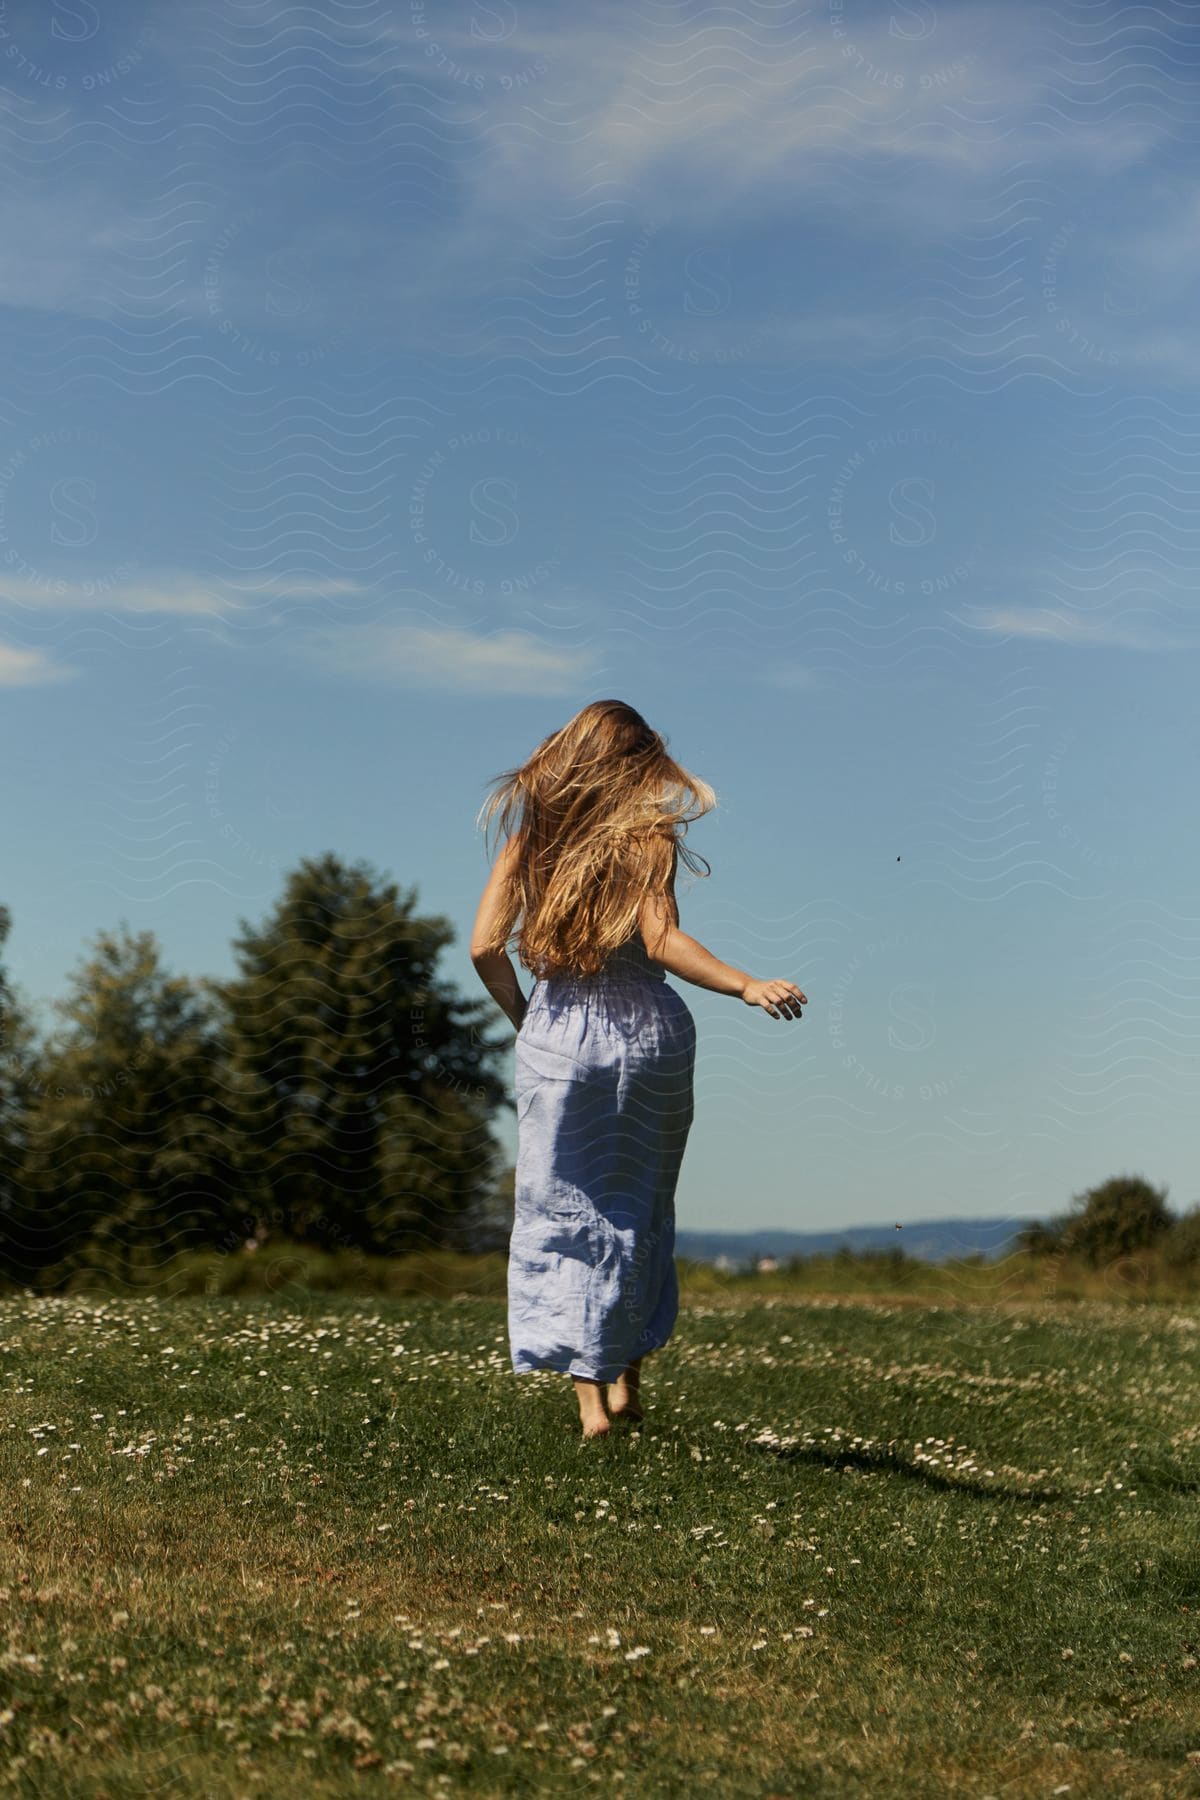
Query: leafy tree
[[1161, 1206, 1200, 1272], [19, 925, 249, 1285], [207, 853, 512, 1254], [1013, 1218, 1064, 1256], [1057, 1172, 1174, 1267], [0, 906, 43, 1281], [457, 1163, 515, 1257]]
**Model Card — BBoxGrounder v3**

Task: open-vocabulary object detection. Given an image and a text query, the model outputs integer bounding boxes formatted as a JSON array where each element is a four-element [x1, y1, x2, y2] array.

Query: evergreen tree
[[19, 924, 247, 1285], [456, 1163, 516, 1257], [1161, 1206, 1200, 1272], [0, 907, 42, 1281], [207, 853, 511, 1254]]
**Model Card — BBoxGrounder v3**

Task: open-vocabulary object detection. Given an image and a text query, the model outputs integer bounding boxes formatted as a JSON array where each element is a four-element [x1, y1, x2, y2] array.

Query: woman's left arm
[[469, 837, 527, 1032]]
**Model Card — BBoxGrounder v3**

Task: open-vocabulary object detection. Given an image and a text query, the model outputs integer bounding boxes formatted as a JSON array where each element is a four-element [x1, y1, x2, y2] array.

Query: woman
[[470, 700, 806, 1439]]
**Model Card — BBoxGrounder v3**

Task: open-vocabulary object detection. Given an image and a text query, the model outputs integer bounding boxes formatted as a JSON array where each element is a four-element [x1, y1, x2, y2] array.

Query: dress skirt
[[508, 967, 696, 1383]]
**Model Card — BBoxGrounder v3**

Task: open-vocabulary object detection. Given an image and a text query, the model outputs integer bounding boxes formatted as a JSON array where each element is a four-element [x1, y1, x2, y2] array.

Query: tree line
[[0, 855, 514, 1290], [3, 855, 1196, 1294]]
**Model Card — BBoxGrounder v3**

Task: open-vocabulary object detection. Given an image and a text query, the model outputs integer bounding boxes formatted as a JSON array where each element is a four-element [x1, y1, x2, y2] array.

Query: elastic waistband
[[531, 979, 668, 990]]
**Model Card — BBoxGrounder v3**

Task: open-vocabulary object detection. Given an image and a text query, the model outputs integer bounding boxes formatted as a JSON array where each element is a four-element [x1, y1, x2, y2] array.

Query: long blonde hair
[[475, 699, 716, 980]]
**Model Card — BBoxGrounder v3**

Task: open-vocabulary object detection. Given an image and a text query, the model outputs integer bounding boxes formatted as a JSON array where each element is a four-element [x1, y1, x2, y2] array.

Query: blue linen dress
[[507, 932, 696, 1383]]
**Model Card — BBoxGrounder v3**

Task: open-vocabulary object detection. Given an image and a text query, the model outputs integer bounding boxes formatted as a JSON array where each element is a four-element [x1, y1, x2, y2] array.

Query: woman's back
[[597, 929, 667, 982], [533, 927, 667, 986]]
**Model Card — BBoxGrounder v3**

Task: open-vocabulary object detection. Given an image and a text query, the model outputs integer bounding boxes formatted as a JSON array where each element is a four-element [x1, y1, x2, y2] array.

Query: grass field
[[2, 1286, 1198, 1797]]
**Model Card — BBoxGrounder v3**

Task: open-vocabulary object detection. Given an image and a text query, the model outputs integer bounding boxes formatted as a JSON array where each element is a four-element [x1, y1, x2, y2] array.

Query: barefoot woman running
[[470, 700, 806, 1440]]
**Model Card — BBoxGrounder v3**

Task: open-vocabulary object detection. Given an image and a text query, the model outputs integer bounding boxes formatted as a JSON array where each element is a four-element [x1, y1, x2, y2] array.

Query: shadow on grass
[[1116, 1545, 1200, 1607], [1124, 1452, 1200, 1495], [744, 1436, 1065, 1504]]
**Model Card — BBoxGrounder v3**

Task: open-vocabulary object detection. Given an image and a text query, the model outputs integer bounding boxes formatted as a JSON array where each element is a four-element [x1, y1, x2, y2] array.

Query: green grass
[[1, 1288, 1198, 1797]]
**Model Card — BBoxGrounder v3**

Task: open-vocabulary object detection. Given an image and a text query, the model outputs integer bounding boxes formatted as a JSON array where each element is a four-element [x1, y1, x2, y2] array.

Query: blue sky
[[2, 0, 1199, 1236]]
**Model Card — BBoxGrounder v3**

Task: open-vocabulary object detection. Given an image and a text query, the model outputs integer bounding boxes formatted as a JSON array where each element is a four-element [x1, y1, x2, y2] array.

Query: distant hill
[[675, 1215, 1032, 1268]]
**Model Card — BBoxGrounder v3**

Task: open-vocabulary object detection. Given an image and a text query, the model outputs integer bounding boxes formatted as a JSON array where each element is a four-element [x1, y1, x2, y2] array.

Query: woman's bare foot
[[608, 1359, 644, 1424], [572, 1376, 610, 1439]]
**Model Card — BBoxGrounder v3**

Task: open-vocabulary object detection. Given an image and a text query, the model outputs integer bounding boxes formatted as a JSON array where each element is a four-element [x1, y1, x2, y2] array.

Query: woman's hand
[[741, 977, 806, 1020]]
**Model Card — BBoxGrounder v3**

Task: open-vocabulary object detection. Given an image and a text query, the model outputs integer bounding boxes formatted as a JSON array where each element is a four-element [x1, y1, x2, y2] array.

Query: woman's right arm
[[638, 857, 807, 1021]]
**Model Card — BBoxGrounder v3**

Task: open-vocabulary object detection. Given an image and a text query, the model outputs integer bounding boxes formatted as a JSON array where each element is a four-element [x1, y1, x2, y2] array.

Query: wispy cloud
[[402, 5, 1168, 236], [953, 605, 1200, 652], [763, 660, 821, 691], [0, 0, 1178, 348], [0, 642, 78, 687], [0, 570, 362, 616], [290, 620, 596, 695], [0, 175, 149, 320]]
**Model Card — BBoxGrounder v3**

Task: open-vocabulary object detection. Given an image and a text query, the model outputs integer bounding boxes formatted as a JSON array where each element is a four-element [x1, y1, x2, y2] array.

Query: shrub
[[1161, 1206, 1200, 1271], [1058, 1173, 1173, 1267], [1014, 1219, 1063, 1255]]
